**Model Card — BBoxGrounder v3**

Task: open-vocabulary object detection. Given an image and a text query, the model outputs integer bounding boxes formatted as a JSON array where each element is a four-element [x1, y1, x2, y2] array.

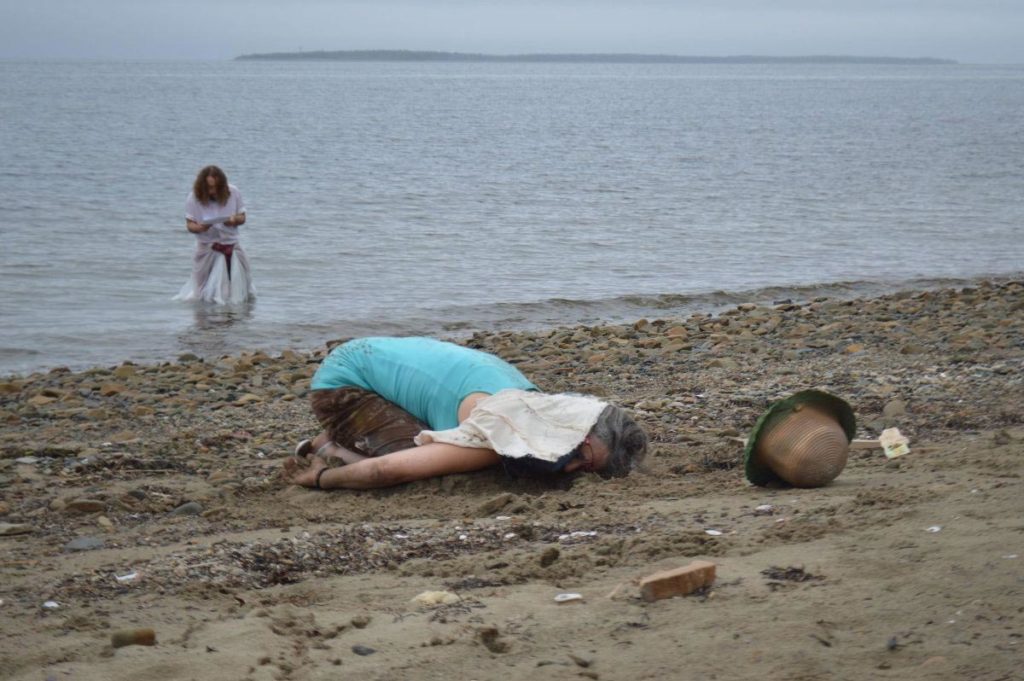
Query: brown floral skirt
[[309, 387, 428, 458]]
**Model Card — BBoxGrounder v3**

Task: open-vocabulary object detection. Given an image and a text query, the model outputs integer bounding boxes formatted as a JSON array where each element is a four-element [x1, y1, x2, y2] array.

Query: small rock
[[201, 506, 227, 520], [241, 476, 269, 490], [64, 536, 105, 552], [169, 501, 203, 517], [882, 400, 908, 419], [639, 560, 716, 602], [66, 499, 106, 514], [873, 383, 897, 397], [539, 547, 560, 567], [569, 654, 594, 668], [351, 645, 376, 656], [0, 522, 34, 536], [207, 470, 234, 484], [411, 591, 461, 606], [0, 382, 22, 395], [476, 493, 514, 517]]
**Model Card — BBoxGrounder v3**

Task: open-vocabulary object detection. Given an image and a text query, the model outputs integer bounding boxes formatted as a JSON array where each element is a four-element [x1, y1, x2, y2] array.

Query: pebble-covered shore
[[1, 279, 1022, 681], [3, 279, 1021, 451], [2, 279, 1022, 531]]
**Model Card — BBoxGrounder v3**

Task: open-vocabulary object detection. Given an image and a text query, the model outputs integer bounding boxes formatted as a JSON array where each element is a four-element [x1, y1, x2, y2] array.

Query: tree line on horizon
[[235, 49, 955, 65]]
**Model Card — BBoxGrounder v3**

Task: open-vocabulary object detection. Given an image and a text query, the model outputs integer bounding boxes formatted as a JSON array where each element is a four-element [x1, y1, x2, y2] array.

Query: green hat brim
[[743, 390, 856, 487]]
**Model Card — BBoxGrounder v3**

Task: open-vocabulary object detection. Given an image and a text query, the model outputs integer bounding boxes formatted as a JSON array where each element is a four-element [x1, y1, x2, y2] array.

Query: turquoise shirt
[[310, 337, 537, 430]]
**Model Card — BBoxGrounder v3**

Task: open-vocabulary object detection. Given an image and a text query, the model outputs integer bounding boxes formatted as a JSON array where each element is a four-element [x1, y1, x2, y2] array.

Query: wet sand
[[1, 280, 1022, 680]]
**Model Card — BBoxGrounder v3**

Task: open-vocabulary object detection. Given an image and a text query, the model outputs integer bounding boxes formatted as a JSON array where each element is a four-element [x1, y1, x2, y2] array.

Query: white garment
[[414, 389, 607, 462], [173, 242, 256, 304], [185, 184, 246, 245], [176, 183, 254, 303]]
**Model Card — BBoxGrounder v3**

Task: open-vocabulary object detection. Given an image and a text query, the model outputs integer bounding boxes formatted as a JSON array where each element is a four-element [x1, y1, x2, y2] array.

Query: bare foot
[[283, 454, 328, 488]]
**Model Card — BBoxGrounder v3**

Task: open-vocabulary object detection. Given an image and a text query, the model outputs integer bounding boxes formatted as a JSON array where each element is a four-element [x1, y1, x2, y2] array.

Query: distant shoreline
[[235, 50, 956, 65]]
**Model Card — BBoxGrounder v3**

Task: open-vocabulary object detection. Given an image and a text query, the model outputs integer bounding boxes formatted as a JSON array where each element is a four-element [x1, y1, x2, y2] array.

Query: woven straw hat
[[744, 390, 856, 488]]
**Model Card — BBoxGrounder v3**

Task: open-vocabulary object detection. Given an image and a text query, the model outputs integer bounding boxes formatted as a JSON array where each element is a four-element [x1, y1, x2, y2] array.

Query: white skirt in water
[[173, 243, 256, 305]]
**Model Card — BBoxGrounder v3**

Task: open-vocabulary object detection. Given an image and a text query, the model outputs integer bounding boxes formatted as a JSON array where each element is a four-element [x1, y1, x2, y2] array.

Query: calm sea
[[1, 60, 1022, 376]]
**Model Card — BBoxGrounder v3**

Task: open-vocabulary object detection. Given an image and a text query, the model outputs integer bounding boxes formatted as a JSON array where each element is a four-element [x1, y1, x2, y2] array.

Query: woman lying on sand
[[283, 337, 648, 490]]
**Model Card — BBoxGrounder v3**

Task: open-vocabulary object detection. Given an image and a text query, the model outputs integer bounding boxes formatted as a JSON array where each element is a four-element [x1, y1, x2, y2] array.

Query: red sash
[[211, 243, 234, 277]]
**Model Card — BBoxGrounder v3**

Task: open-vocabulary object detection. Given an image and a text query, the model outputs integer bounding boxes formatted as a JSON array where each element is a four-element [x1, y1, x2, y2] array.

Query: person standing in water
[[174, 165, 255, 304]]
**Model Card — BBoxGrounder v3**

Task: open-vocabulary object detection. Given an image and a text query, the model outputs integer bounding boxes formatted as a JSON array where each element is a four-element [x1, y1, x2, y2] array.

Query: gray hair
[[589, 404, 648, 478]]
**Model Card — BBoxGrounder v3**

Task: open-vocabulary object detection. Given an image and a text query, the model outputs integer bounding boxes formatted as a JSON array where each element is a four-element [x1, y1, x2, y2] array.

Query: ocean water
[[1, 60, 1022, 376]]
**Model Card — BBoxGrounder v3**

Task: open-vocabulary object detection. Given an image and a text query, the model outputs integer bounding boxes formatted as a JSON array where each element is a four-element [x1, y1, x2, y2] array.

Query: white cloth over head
[[414, 389, 608, 462]]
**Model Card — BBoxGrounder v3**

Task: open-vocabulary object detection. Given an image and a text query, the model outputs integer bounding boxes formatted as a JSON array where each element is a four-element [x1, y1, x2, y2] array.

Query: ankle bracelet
[[314, 467, 328, 490]]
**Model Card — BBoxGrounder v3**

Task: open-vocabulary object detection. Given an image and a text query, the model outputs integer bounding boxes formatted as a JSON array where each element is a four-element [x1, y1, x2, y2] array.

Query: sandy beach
[[1, 279, 1022, 681]]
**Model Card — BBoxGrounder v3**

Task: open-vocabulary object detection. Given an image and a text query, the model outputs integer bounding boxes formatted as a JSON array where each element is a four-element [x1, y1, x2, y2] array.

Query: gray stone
[[865, 418, 888, 433], [64, 536, 105, 552], [169, 501, 203, 517], [883, 400, 908, 419]]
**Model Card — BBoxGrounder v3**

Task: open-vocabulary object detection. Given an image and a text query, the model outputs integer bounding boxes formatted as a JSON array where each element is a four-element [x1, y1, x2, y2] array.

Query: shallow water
[[1, 60, 1022, 375]]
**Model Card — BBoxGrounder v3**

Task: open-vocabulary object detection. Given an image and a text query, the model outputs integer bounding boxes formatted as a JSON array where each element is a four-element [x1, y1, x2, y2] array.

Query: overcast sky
[[1, 0, 1021, 64]]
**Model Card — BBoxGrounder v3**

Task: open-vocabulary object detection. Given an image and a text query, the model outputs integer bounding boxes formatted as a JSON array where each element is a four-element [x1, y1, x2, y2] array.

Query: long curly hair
[[193, 165, 231, 206]]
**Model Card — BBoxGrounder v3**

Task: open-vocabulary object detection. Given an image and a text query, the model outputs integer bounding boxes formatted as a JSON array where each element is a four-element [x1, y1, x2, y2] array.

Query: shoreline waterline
[[4, 273, 1020, 380]]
